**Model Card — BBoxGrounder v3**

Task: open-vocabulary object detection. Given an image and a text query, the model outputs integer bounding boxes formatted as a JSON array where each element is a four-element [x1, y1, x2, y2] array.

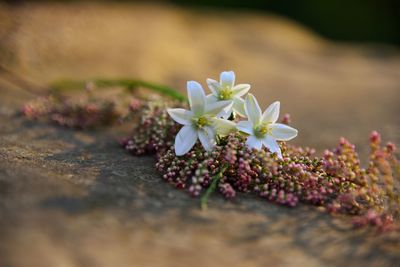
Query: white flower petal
[[261, 101, 280, 124], [219, 99, 234, 119], [174, 125, 198, 156], [206, 78, 221, 96], [244, 94, 262, 125], [262, 136, 282, 158], [246, 135, 262, 150], [205, 100, 233, 117], [206, 94, 219, 105], [220, 71, 235, 87], [167, 108, 193, 125], [187, 81, 206, 115], [198, 126, 216, 151], [211, 118, 236, 136], [232, 84, 250, 97], [232, 97, 246, 117], [236, 120, 253, 135], [269, 123, 298, 141]]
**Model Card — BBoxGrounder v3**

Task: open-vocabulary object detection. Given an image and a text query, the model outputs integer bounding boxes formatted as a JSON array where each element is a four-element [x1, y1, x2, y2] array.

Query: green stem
[[50, 78, 186, 102], [200, 164, 228, 210]]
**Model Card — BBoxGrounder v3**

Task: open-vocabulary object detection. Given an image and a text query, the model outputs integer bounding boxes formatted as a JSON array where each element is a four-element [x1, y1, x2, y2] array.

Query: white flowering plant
[[167, 71, 298, 158]]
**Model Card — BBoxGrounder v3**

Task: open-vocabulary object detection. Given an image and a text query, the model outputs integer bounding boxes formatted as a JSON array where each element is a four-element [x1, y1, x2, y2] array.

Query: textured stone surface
[[0, 2, 400, 267]]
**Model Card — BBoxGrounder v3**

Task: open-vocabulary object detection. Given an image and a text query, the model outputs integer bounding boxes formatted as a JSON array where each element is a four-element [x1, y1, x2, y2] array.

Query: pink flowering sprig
[[22, 95, 120, 129], [123, 103, 399, 231], [121, 101, 181, 156], [22, 77, 186, 129], [117, 70, 399, 231]]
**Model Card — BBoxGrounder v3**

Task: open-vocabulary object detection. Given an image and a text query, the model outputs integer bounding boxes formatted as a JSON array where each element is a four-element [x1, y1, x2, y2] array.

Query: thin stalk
[[201, 164, 228, 210], [50, 78, 186, 102]]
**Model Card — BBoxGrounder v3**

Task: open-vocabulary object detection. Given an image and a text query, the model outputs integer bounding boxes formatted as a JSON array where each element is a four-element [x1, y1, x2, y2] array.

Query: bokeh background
[[1, 2, 400, 267], [175, 0, 400, 46]]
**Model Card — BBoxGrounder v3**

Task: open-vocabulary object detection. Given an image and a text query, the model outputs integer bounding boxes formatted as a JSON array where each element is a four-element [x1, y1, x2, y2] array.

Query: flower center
[[254, 123, 271, 138], [196, 116, 209, 128], [219, 87, 233, 100]]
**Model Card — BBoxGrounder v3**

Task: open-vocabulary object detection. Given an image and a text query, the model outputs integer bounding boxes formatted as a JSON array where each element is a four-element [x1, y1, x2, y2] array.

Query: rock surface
[[0, 2, 400, 267]]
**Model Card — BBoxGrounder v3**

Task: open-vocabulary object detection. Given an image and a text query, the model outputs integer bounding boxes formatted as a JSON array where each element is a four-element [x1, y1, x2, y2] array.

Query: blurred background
[[0, 0, 399, 152], [174, 0, 400, 46], [4, 0, 400, 45]]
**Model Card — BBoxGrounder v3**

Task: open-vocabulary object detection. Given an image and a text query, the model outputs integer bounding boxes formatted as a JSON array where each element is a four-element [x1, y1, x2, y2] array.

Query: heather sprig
[[22, 95, 120, 129], [123, 106, 399, 230], [21, 77, 182, 129], [121, 101, 181, 156]]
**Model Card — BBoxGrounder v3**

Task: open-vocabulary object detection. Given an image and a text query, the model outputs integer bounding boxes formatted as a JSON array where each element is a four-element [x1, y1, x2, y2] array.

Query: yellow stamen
[[196, 117, 208, 128], [255, 123, 271, 138], [219, 87, 233, 100]]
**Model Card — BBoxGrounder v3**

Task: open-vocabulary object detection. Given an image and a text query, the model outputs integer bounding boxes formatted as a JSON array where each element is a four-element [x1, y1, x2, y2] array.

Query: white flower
[[236, 94, 298, 158], [167, 81, 236, 156], [206, 71, 250, 119]]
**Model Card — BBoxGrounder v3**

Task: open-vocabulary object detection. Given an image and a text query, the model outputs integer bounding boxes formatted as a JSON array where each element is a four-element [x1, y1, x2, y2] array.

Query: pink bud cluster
[[121, 104, 180, 155], [22, 96, 120, 129], [124, 108, 399, 231]]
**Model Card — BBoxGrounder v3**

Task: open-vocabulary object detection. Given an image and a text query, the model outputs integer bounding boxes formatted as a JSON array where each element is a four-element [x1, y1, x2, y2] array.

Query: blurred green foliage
[[15, 0, 399, 46], [172, 0, 400, 46]]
